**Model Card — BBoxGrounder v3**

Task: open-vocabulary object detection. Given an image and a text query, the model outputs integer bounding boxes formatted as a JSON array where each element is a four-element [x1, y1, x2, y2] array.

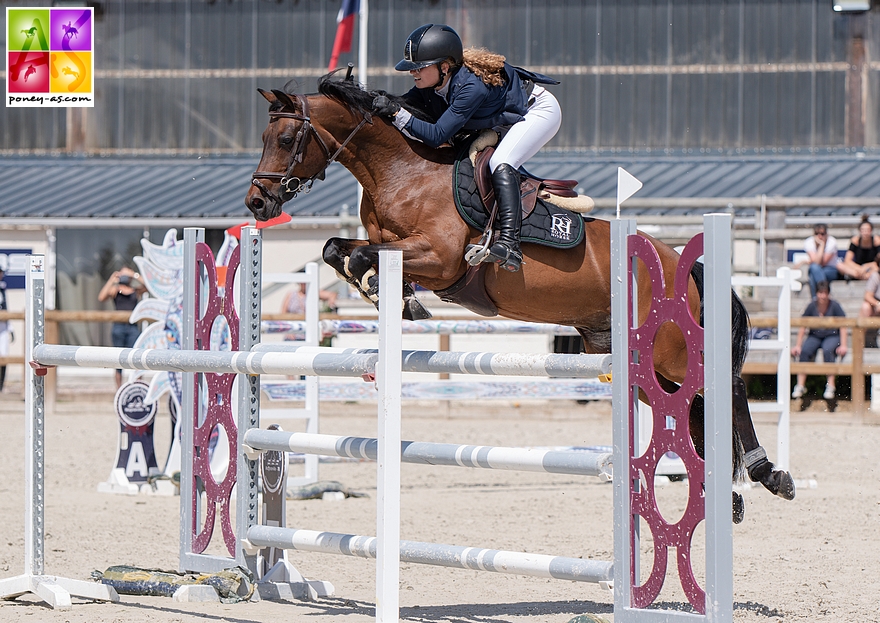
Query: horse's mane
[[316, 71, 434, 122]]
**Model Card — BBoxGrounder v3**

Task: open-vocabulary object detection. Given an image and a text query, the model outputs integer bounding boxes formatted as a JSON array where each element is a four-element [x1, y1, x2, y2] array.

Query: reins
[[251, 93, 369, 205]]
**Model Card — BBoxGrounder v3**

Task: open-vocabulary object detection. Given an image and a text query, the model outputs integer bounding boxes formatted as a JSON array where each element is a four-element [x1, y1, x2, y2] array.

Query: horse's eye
[[279, 134, 294, 147]]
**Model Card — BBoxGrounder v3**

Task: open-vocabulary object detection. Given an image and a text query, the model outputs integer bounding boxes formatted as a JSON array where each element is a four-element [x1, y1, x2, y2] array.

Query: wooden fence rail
[[745, 316, 880, 415]]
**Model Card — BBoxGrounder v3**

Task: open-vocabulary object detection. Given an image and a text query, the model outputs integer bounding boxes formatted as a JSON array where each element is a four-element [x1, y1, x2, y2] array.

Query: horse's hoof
[[732, 491, 745, 524], [360, 267, 377, 292], [763, 470, 796, 500], [364, 273, 379, 303], [403, 296, 432, 321], [747, 456, 795, 500]]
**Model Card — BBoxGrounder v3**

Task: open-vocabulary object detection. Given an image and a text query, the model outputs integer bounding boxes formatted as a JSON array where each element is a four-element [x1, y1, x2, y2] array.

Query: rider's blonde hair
[[461, 48, 506, 87]]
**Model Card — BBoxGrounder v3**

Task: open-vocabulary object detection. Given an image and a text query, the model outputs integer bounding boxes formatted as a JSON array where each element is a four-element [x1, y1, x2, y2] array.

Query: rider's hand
[[372, 95, 401, 118]]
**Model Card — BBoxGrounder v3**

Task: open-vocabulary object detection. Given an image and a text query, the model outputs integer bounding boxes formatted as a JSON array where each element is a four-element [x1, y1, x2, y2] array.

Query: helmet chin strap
[[431, 63, 447, 89]]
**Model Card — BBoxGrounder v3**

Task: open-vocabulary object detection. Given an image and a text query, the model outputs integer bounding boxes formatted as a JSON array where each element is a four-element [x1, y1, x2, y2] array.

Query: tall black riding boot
[[486, 163, 523, 272]]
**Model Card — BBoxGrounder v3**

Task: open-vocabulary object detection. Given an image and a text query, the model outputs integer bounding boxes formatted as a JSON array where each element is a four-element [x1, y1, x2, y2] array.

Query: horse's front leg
[[323, 237, 368, 285], [732, 376, 796, 500], [346, 237, 461, 320], [324, 237, 433, 320], [323, 237, 378, 301]]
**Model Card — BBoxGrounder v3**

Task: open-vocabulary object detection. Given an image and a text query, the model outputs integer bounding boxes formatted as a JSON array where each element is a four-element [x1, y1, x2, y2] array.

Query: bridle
[[251, 93, 369, 206]]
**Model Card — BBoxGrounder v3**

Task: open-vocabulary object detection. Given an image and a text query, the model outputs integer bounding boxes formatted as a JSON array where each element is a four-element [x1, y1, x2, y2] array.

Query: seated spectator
[[282, 283, 338, 347], [803, 223, 841, 299], [282, 283, 337, 318], [791, 281, 847, 400], [859, 259, 880, 319], [859, 260, 880, 348], [835, 215, 880, 281]]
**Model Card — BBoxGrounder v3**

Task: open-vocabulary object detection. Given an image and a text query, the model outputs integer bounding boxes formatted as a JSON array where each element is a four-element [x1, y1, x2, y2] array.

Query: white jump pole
[[376, 249, 402, 623]]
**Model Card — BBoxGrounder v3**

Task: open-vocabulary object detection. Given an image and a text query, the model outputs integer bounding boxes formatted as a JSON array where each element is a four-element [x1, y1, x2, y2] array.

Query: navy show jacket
[[400, 63, 555, 148]]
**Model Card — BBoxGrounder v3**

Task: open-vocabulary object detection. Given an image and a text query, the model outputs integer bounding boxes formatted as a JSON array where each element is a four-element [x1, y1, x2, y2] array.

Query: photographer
[[98, 266, 147, 388], [0, 258, 11, 392]]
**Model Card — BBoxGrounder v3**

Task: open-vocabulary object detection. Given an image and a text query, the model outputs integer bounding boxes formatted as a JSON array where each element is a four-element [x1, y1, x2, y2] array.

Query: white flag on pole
[[616, 167, 643, 219]]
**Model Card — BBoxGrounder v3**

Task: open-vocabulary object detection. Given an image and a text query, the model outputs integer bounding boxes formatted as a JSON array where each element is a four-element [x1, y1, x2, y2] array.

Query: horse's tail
[[689, 261, 748, 480], [688, 261, 750, 375]]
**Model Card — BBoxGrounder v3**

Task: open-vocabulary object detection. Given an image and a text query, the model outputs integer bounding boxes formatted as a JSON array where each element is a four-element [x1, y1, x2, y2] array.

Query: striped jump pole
[[262, 318, 583, 336], [242, 429, 613, 480], [31, 344, 379, 378], [32, 346, 609, 380], [245, 527, 614, 587], [252, 343, 611, 379]]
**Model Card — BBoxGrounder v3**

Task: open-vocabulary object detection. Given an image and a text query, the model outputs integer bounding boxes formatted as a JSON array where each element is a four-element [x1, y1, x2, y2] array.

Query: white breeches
[[489, 86, 562, 172]]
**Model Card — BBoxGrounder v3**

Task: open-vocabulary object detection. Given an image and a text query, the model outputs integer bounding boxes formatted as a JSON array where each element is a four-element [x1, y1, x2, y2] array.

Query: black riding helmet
[[395, 24, 463, 72]]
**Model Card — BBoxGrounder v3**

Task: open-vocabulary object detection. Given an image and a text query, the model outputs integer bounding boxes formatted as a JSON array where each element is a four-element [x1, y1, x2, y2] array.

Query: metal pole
[[179, 227, 203, 572], [24, 256, 46, 578], [237, 227, 263, 574], [704, 214, 734, 622], [776, 267, 793, 472], [246, 526, 613, 585], [376, 250, 402, 623], [304, 262, 320, 483], [243, 429, 613, 479], [611, 219, 636, 616]]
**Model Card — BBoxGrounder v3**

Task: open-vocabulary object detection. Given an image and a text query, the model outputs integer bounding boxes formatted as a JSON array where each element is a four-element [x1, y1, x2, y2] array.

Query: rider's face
[[410, 63, 447, 90]]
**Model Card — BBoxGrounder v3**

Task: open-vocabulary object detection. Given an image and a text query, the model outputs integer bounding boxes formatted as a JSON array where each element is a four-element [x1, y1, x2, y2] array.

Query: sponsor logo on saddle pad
[[550, 214, 573, 241], [453, 147, 585, 250]]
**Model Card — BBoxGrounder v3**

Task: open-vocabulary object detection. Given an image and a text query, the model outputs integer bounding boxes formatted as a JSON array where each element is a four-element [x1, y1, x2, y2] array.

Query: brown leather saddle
[[473, 146, 579, 218], [437, 147, 586, 318]]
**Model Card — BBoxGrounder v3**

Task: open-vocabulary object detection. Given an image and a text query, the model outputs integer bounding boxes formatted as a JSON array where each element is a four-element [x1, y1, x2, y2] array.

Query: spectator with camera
[[0, 257, 11, 392], [98, 266, 147, 388]]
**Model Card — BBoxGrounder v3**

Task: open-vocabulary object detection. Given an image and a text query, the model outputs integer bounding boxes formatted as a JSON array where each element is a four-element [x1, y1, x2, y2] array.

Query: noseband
[[251, 93, 369, 206]]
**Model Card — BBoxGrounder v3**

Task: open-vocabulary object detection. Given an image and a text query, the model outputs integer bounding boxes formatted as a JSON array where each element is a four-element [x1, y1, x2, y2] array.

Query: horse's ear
[[271, 89, 298, 113], [258, 88, 275, 104]]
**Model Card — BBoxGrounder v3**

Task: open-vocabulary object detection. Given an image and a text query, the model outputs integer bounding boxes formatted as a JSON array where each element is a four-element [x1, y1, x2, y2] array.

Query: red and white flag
[[328, 0, 359, 71]]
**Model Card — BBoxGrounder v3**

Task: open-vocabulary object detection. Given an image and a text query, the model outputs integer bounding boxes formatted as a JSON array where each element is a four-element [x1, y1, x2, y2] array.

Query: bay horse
[[244, 73, 795, 518]]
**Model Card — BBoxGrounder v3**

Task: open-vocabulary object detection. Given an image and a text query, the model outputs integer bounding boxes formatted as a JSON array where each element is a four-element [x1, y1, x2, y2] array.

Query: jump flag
[[616, 167, 643, 219], [256, 211, 292, 230]]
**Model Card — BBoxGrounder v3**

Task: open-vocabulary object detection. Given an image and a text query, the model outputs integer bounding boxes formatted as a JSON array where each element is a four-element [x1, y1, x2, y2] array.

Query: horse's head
[[246, 88, 343, 221]]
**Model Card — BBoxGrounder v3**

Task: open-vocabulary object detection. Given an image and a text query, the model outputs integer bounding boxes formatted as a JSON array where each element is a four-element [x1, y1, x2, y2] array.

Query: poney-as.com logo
[[6, 7, 94, 107]]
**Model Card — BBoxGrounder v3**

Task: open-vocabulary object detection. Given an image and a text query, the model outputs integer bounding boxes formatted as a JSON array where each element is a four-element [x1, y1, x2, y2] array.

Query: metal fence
[[1, 0, 874, 152]]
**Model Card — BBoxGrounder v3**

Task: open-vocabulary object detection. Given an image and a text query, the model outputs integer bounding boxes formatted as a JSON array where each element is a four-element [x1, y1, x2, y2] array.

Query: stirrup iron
[[465, 228, 493, 266]]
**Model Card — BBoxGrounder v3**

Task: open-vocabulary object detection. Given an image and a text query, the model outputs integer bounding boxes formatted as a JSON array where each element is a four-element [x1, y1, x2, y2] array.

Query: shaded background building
[[2, 0, 880, 338]]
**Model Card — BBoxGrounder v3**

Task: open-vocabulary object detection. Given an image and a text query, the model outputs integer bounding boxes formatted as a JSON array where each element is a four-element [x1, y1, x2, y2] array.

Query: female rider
[[371, 24, 562, 273]]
